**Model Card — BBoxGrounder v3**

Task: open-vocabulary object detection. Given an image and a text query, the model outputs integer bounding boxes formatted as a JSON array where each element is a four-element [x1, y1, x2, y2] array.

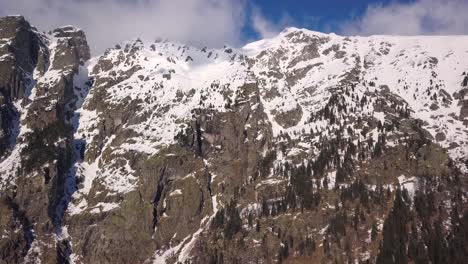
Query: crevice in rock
[[195, 121, 203, 156], [51, 63, 93, 262], [43, 167, 50, 185], [207, 172, 213, 197], [56, 240, 71, 264], [152, 166, 167, 231], [197, 187, 205, 215]]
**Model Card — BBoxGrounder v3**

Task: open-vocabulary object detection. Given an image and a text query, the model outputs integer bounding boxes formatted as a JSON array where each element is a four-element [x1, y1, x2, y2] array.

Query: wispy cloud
[[342, 0, 468, 36], [0, 0, 248, 54], [251, 7, 294, 39]]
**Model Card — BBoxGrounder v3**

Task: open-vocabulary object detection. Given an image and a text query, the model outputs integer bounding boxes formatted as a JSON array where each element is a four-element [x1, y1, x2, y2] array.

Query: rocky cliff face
[[0, 17, 467, 264], [0, 16, 90, 263]]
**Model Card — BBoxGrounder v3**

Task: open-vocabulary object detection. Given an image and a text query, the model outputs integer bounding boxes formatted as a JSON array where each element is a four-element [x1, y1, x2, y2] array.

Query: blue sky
[[247, 0, 385, 33], [1, 0, 468, 54], [243, 0, 413, 40]]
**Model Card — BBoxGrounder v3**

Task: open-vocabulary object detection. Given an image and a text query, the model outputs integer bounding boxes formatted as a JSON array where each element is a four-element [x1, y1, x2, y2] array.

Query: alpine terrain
[[0, 15, 467, 264]]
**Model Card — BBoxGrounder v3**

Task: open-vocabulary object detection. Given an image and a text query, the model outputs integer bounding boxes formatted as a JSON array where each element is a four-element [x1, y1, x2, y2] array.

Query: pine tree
[[376, 188, 410, 264], [371, 222, 378, 241], [223, 200, 242, 240], [447, 210, 468, 263]]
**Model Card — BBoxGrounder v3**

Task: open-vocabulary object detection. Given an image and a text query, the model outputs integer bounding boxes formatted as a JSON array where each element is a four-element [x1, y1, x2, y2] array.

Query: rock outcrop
[[0, 16, 91, 264]]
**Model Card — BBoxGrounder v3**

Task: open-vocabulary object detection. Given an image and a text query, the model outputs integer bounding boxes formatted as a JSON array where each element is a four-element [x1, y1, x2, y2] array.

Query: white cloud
[[342, 0, 468, 36], [0, 0, 248, 54], [251, 8, 280, 39], [251, 7, 294, 39]]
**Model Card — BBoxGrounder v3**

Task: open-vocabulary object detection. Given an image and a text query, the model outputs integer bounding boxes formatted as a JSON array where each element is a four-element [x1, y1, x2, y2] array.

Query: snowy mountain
[[0, 16, 467, 264]]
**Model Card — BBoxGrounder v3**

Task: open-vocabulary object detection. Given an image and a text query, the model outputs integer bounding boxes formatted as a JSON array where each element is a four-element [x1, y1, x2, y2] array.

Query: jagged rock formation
[[0, 16, 90, 263], [0, 16, 467, 264]]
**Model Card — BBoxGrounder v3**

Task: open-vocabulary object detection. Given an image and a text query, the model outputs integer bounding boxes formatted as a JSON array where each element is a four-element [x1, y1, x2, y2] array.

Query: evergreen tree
[[447, 210, 468, 263], [247, 211, 253, 227], [223, 200, 242, 240], [376, 188, 410, 264], [371, 222, 378, 241]]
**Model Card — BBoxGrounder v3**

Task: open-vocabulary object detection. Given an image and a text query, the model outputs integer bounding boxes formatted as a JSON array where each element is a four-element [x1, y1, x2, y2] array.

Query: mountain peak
[[280, 26, 335, 37]]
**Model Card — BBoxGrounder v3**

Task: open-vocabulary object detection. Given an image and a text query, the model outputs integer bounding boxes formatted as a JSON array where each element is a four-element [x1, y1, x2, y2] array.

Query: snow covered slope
[[69, 28, 468, 198], [245, 28, 468, 160]]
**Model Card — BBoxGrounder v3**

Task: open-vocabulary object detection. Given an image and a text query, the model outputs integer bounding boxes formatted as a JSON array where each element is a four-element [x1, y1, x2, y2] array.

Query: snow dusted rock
[[0, 16, 91, 263], [0, 16, 48, 156], [0, 18, 467, 263]]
